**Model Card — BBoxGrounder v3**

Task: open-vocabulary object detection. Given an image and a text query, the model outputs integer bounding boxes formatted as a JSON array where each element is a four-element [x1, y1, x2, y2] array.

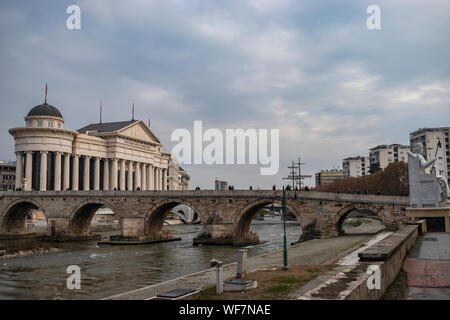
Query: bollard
[[209, 259, 223, 295], [236, 249, 248, 279], [216, 266, 223, 294]]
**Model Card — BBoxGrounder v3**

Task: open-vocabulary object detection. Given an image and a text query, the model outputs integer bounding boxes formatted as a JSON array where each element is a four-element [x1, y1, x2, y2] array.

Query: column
[[162, 168, 167, 191], [72, 155, 80, 191], [135, 162, 141, 190], [25, 151, 33, 191], [154, 167, 158, 190], [148, 164, 153, 190], [141, 163, 147, 191], [63, 154, 70, 190], [110, 159, 118, 190], [120, 159, 126, 191], [54, 152, 62, 191], [127, 161, 133, 191], [157, 168, 161, 190], [15, 152, 23, 190], [103, 159, 110, 191], [83, 156, 90, 191], [72, 155, 79, 191], [94, 157, 100, 190], [40, 151, 48, 191]]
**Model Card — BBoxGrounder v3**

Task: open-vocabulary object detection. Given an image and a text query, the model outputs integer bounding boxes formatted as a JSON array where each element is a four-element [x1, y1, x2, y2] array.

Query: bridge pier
[[193, 223, 259, 246], [99, 217, 181, 245], [43, 217, 101, 241]]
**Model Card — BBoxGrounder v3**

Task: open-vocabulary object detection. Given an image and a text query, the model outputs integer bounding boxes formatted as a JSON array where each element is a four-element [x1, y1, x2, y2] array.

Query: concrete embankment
[[299, 224, 419, 300], [103, 235, 370, 300]]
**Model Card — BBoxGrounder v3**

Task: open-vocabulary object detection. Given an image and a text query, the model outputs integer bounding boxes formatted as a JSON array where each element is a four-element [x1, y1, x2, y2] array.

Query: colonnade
[[14, 151, 167, 192]]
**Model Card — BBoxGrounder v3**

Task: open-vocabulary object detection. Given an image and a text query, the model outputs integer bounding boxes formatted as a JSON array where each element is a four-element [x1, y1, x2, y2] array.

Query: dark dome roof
[[27, 103, 63, 118]]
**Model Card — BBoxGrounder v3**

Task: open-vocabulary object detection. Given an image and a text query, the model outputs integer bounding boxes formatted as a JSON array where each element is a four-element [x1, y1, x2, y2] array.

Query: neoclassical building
[[9, 100, 189, 192], [167, 157, 190, 191]]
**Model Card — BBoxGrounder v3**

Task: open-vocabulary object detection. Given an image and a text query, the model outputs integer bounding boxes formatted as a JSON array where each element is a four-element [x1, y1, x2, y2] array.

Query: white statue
[[408, 142, 449, 207]]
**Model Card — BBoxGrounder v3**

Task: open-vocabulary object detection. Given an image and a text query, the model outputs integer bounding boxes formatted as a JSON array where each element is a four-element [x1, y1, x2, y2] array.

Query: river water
[[0, 217, 301, 300]]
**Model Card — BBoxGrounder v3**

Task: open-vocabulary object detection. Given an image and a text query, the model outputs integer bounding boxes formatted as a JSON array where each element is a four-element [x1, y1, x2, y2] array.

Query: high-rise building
[[315, 169, 344, 186], [342, 156, 370, 178], [410, 127, 450, 184], [369, 144, 410, 173]]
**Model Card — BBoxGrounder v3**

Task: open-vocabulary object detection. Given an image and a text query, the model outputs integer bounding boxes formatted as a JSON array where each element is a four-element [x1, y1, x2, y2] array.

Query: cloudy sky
[[0, 0, 449, 189]]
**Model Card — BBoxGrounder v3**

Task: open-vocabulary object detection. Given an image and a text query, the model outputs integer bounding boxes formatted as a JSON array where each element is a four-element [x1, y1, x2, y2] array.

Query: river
[[0, 217, 301, 300]]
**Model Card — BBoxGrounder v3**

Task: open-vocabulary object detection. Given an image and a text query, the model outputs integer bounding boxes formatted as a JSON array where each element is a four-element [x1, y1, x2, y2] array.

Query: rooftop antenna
[[99, 99, 103, 124], [44, 83, 48, 104], [132, 103, 135, 121]]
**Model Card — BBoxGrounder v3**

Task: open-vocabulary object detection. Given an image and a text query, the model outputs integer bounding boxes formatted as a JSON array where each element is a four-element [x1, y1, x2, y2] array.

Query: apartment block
[[369, 144, 410, 173], [0, 161, 16, 191], [315, 169, 344, 187], [342, 156, 370, 178]]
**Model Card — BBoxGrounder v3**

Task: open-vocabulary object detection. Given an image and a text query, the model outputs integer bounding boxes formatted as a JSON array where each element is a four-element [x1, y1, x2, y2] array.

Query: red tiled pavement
[[403, 258, 450, 287]]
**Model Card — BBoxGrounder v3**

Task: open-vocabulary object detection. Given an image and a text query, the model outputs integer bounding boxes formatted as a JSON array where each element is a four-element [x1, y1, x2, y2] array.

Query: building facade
[[342, 156, 369, 178], [369, 144, 410, 173], [410, 127, 450, 184], [0, 161, 16, 191], [215, 179, 228, 191], [9, 100, 188, 191], [315, 169, 344, 186], [167, 158, 190, 190]]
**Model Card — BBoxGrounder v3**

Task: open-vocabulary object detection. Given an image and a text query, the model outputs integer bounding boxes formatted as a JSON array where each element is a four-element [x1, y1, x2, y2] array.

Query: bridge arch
[[69, 199, 121, 236], [144, 199, 206, 237], [334, 203, 386, 235], [0, 198, 46, 234], [232, 199, 304, 243]]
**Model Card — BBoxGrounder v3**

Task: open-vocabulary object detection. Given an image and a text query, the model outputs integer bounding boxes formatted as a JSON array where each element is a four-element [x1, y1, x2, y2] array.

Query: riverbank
[[104, 234, 370, 300], [0, 238, 62, 259]]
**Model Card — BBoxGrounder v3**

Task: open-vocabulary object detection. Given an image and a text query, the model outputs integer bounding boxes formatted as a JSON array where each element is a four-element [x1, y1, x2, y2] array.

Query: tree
[[315, 162, 409, 196]]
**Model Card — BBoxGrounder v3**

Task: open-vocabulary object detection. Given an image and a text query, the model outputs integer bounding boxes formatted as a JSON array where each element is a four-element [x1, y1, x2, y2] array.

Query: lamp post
[[282, 186, 289, 270]]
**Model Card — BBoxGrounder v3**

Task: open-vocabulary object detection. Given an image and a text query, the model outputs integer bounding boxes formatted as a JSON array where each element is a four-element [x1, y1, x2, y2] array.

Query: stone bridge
[[0, 190, 410, 245]]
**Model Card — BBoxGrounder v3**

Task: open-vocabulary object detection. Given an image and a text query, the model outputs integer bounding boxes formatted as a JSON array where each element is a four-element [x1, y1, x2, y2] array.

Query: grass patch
[[351, 220, 363, 228], [272, 276, 304, 284], [197, 264, 334, 300], [267, 285, 290, 294], [306, 266, 322, 273]]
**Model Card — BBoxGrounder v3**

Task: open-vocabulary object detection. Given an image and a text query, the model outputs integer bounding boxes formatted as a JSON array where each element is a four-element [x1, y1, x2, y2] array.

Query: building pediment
[[118, 120, 161, 145]]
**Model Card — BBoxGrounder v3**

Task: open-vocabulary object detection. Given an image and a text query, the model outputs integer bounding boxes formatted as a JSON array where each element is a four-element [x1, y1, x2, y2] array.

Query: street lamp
[[282, 186, 289, 270]]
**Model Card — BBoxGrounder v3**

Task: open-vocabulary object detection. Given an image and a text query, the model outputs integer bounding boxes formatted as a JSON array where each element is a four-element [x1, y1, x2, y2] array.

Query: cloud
[[0, 0, 449, 189]]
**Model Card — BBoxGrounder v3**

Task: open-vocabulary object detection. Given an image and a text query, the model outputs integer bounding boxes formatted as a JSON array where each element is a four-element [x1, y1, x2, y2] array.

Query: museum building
[[9, 99, 189, 192]]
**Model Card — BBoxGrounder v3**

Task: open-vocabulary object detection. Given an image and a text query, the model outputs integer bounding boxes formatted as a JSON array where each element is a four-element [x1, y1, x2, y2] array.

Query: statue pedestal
[[406, 207, 450, 233]]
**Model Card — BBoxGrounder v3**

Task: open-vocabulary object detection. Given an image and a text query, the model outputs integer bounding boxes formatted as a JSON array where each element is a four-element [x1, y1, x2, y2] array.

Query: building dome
[[27, 103, 63, 119]]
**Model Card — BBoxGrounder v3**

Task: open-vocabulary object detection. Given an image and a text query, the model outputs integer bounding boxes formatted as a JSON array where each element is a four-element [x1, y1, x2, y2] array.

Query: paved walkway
[[104, 235, 370, 300], [403, 233, 450, 300], [409, 233, 450, 260]]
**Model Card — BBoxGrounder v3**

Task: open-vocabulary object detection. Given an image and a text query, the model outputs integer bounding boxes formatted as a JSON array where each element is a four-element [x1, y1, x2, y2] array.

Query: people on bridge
[[272, 185, 276, 190], [249, 186, 253, 190], [304, 186, 309, 191]]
